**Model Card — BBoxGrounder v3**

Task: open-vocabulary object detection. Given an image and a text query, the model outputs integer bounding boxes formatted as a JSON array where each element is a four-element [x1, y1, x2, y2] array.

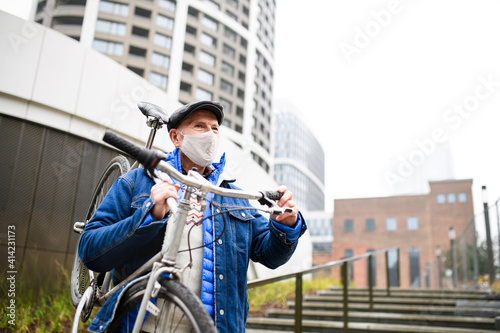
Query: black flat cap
[[167, 100, 224, 131]]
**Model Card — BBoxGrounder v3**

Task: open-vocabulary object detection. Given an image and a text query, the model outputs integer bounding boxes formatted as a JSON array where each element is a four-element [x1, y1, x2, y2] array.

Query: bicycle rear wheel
[[107, 278, 216, 333], [70, 155, 130, 310]]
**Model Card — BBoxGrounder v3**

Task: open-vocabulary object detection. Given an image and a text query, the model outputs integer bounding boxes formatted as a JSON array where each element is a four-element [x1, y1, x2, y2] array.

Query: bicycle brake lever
[[258, 191, 282, 207], [269, 207, 294, 215], [258, 191, 293, 216]]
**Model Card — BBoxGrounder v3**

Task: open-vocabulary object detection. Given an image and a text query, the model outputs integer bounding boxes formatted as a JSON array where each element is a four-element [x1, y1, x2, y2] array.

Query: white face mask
[[178, 130, 220, 167]]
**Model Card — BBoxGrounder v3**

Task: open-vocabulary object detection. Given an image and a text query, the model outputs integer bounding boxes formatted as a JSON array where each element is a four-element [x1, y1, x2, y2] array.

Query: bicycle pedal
[[146, 301, 160, 317]]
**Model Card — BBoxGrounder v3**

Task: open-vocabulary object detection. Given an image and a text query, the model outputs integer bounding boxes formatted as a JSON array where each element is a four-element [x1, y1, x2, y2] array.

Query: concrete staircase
[[246, 287, 500, 332]]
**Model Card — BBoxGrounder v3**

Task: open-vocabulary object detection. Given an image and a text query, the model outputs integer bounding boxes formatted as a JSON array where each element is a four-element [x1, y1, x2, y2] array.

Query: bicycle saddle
[[137, 102, 169, 124]]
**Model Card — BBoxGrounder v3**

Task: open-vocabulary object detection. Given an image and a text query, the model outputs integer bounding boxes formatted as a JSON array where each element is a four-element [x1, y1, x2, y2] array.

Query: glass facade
[[307, 214, 333, 254], [273, 105, 325, 211]]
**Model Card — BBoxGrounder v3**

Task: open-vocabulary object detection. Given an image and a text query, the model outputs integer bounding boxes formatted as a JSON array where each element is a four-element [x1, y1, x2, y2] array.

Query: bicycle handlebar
[[103, 130, 166, 172], [103, 131, 290, 213]]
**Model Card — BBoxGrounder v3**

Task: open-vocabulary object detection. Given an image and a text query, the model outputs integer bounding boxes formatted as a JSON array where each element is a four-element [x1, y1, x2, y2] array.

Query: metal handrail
[[247, 247, 400, 333]]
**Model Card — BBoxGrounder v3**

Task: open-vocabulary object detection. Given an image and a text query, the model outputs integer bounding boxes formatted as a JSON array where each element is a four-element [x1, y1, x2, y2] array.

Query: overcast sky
[[274, 0, 500, 229], [2, 1, 500, 236]]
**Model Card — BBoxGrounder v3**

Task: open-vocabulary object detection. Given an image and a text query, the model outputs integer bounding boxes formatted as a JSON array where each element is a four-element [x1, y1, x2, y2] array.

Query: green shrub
[[0, 260, 76, 333]]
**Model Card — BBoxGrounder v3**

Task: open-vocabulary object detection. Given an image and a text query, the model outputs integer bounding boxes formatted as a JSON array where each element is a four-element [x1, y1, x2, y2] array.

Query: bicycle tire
[[70, 155, 130, 309], [107, 278, 216, 333]]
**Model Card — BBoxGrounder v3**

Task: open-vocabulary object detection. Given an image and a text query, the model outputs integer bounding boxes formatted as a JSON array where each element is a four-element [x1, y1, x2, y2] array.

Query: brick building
[[315, 179, 474, 289]]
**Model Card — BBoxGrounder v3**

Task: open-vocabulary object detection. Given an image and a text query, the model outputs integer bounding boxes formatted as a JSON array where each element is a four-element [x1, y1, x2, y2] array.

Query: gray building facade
[[34, 0, 276, 171]]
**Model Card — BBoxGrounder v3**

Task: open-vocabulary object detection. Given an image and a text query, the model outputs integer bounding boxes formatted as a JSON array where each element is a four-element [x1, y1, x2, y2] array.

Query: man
[[79, 100, 307, 332]]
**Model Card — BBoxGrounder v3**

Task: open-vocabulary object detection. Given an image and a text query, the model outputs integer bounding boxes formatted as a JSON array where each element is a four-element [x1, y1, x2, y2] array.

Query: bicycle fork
[[132, 185, 194, 333]]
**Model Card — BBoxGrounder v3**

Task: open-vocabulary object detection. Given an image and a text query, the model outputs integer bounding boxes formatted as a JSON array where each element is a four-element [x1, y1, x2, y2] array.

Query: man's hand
[[270, 185, 299, 227], [150, 178, 180, 220]]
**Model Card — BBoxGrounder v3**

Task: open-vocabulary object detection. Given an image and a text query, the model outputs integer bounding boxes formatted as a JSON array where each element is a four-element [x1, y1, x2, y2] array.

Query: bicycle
[[70, 102, 293, 333], [70, 102, 168, 327]]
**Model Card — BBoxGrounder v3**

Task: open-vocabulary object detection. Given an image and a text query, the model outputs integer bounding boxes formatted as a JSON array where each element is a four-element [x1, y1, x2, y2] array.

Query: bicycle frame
[[132, 158, 285, 332], [71, 106, 170, 332]]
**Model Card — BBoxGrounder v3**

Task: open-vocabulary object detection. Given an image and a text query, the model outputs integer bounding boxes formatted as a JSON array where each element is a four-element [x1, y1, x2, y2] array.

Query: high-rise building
[[273, 98, 325, 211], [34, 0, 276, 172], [273, 99, 329, 256]]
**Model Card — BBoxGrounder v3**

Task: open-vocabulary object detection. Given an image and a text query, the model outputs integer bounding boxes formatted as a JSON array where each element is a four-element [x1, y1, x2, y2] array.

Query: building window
[[153, 33, 172, 49], [344, 219, 353, 232], [236, 106, 243, 117], [187, 6, 199, 18], [182, 62, 193, 75], [365, 218, 375, 231], [95, 19, 126, 36], [99, 0, 129, 16], [237, 88, 244, 100], [313, 242, 332, 254], [92, 39, 123, 56], [135, 7, 151, 19], [226, 10, 237, 21], [127, 66, 143, 76], [132, 26, 149, 39], [240, 37, 248, 49], [157, 14, 174, 30], [200, 32, 217, 48], [227, 0, 238, 9], [151, 52, 170, 69], [220, 79, 233, 94], [202, 16, 218, 31], [222, 44, 235, 59], [386, 217, 397, 231], [447, 193, 456, 203], [129, 45, 146, 59], [436, 193, 445, 204], [199, 50, 215, 67], [238, 71, 245, 82], [185, 25, 197, 38], [195, 87, 213, 101], [387, 249, 399, 287], [407, 217, 418, 230], [149, 72, 168, 89], [221, 61, 234, 77], [239, 54, 246, 65], [409, 247, 420, 287], [206, 0, 220, 10], [158, 0, 176, 11], [180, 81, 191, 94], [220, 98, 232, 114], [224, 26, 237, 42], [197, 69, 214, 85], [458, 192, 467, 203], [184, 43, 195, 57]]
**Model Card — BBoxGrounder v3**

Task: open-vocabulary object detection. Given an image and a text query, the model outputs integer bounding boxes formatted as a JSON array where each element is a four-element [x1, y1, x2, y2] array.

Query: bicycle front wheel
[[107, 278, 216, 333], [70, 155, 130, 309]]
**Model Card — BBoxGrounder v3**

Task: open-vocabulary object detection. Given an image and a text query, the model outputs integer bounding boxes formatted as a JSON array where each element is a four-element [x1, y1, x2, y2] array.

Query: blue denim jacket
[[79, 149, 307, 332]]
